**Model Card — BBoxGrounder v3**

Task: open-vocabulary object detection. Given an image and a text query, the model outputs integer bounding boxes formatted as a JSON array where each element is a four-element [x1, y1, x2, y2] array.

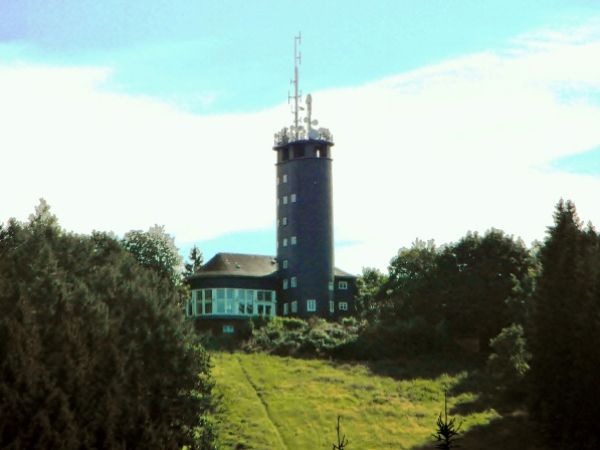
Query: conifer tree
[[529, 199, 600, 449], [185, 245, 204, 277], [0, 201, 214, 449]]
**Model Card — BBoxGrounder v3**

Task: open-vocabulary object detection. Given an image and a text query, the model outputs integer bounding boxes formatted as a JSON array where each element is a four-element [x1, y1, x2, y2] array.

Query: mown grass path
[[235, 355, 289, 449], [211, 352, 500, 449]]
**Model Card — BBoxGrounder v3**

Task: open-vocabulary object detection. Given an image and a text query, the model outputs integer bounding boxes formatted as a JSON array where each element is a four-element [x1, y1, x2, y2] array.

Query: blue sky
[[2, 0, 595, 112], [2, 1, 600, 272]]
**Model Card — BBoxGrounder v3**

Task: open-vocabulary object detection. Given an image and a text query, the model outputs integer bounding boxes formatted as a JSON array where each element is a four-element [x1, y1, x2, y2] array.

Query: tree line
[[354, 199, 599, 449]]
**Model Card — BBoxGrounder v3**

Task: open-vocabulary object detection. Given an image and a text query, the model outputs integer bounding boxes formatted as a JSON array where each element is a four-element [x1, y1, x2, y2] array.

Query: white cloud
[[0, 64, 284, 241], [2, 21, 600, 275]]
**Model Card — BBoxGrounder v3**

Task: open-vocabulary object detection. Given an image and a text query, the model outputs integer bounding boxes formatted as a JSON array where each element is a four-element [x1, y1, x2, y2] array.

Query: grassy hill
[[211, 352, 542, 449]]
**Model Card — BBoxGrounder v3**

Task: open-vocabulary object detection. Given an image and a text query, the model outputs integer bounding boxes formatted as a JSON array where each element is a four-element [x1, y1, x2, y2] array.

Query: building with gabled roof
[[185, 35, 356, 333]]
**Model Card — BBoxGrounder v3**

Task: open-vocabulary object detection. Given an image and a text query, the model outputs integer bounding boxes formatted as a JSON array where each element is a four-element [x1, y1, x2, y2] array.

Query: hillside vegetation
[[211, 352, 542, 450]]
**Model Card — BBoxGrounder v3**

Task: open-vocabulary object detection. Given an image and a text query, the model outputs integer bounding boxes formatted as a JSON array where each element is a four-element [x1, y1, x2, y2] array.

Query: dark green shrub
[[281, 317, 307, 330], [487, 323, 530, 393], [243, 317, 360, 358]]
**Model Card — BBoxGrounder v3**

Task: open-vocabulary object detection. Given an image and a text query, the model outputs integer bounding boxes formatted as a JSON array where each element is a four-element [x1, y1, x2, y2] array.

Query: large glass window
[[237, 289, 246, 314], [192, 288, 274, 318], [246, 290, 254, 315], [216, 288, 225, 314], [194, 290, 203, 315], [204, 289, 213, 314], [226, 289, 235, 314]]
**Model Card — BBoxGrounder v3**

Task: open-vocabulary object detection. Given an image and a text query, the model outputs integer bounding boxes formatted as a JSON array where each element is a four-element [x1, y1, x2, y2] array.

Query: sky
[[1, 1, 600, 274]]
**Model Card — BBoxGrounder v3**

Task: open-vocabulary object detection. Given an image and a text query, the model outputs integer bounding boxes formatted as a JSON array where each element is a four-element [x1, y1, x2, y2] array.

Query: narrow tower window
[[291, 193, 297, 203], [291, 276, 297, 288], [291, 236, 297, 245], [283, 259, 288, 269], [282, 217, 288, 226], [283, 174, 288, 183], [283, 195, 288, 205], [283, 279, 288, 290], [283, 238, 288, 247]]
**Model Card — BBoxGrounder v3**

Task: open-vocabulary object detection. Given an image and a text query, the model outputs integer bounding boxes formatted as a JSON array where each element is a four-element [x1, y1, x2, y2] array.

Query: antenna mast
[[289, 32, 302, 139]]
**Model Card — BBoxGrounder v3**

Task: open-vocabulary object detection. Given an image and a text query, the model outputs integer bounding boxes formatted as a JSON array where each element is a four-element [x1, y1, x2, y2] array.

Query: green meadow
[[211, 352, 541, 449]]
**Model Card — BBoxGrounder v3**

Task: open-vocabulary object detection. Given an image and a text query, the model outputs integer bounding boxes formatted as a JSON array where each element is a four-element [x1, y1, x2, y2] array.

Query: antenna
[[288, 32, 302, 140], [304, 94, 319, 138]]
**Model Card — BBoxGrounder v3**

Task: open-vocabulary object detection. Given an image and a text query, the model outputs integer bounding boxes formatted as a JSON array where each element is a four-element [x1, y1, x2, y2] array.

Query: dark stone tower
[[274, 137, 334, 317], [273, 33, 336, 317]]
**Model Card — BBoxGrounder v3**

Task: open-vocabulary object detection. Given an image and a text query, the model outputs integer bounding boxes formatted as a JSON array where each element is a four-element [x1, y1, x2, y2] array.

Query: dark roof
[[334, 267, 356, 278], [188, 252, 356, 279], [191, 253, 278, 278]]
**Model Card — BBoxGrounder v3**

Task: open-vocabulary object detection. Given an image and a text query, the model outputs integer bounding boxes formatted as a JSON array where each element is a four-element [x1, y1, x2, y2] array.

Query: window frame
[[306, 299, 317, 312]]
